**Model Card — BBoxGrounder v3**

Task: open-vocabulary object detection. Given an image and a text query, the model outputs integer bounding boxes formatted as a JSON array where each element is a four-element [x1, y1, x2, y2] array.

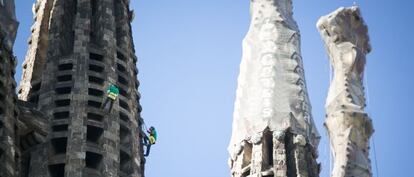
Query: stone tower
[[317, 7, 374, 177], [18, 0, 145, 176], [228, 0, 320, 177], [0, 0, 19, 176]]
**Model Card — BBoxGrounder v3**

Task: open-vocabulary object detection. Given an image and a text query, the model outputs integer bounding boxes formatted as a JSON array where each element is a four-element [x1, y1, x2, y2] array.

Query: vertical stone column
[[95, 0, 120, 176], [114, 0, 145, 176], [228, 1, 320, 177], [65, 0, 90, 176], [0, 1, 18, 176], [317, 6, 374, 177], [0, 43, 18, 177]]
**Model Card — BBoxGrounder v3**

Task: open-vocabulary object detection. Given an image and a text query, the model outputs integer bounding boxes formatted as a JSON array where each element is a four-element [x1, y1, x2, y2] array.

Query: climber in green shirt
[[101, 84, 119, 112], [143, 126, 157, 157]]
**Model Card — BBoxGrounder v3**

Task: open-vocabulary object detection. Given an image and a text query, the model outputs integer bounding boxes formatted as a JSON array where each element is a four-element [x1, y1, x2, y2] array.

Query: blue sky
[[13, 0, 413, 177]]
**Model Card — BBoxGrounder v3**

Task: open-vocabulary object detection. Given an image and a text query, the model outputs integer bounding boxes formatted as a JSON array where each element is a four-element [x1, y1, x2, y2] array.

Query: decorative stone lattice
[[228, 1, 320, 177], [317, 6, 374, 177]]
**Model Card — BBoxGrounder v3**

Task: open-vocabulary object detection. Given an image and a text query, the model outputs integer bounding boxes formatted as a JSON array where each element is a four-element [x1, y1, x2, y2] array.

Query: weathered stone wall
[[229, 0, 320, 177], [0, 0, 19, 176], [317, 6, 374, 177], [16, 101, 49, 177], [17, 0, 145, 176], [0, 0, 18, 50], [0, 37, 18, 177]]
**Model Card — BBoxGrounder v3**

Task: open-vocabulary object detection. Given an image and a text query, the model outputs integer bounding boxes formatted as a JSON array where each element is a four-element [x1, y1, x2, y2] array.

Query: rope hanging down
[[364, 61, 380, 177]]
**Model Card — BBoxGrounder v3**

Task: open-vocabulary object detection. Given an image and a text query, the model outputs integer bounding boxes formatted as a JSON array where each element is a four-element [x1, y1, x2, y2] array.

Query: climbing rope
[[364, 60, 380, 177], [142, 121, 148, 132]]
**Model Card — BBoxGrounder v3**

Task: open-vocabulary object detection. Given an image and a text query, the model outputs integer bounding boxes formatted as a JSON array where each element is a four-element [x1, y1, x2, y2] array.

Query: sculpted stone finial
[[318, 6, 374, 177], [229, 1, 320, 176]]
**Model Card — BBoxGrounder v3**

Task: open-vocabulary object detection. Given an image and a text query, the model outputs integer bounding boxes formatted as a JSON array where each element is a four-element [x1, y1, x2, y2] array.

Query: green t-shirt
[[151, 129, 157, 141], [107, 85, 119, 95]]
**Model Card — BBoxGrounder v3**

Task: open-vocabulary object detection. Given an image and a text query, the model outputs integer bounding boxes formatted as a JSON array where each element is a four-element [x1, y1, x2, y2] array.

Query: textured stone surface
[[228, 1, 320, 177], [0, 0, 18, 50], [18, 0, 53, 101], [0, 1, 19, 176], [317, 6, 374, 177], [16, 0, 145, 176]]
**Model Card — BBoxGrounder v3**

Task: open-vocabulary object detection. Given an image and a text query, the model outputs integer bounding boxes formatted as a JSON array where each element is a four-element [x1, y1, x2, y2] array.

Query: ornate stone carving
[[317, 6, 374, 177], [229, 1, 320, 176]]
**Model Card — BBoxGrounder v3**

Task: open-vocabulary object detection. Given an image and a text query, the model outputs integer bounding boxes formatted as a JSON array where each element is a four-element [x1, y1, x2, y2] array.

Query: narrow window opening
[[90, 53, 103, 62], [89, 64, 104, 73], [55, 99, 71, 107], [90, 0, 96, 41], [120, 125, 130, 145], [241, 141, 252, 177], [85, 152, 103, 169], [87, 125, 103, 144], [57, 75, 72, 82], [91, 0, 96, 15], [118, 75, 128, 86], [87, 113, 104, 122], [32, 82, 41, 92], [53, 112, 70, 120], [119, 112, 129, 122], [119, 100, 129, 111], [89, 76, 104, 85], [88, 100, 102, 108], [263, 131, 274, 167], [119, 87, 128, 97], [117, 63, 127, 73], [51, 138, 67, 154], [88, 88, 104, 97], [120, 150, 132, 173], [48, 164, 65, 177], [55, 87, 72, 95], [117, 51, 127, 61], [58, 63, 73, 71], [52, 125, 69, 132]]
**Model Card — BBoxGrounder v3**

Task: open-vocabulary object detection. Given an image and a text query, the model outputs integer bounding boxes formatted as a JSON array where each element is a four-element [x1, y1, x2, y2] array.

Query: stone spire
[[228, 1, 320, 177], [18, 0, 145, 176], [317, 6, 374, 177]]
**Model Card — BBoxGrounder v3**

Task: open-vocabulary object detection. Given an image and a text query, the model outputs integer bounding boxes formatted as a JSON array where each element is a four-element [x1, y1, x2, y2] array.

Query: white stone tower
[[228, 1, 320, 177], [317, 6, 374, 177]]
